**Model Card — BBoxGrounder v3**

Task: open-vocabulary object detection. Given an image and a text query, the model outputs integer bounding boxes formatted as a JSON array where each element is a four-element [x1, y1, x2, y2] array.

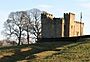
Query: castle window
[[71, 25, 73, 28], [77, 32, 79, 36]]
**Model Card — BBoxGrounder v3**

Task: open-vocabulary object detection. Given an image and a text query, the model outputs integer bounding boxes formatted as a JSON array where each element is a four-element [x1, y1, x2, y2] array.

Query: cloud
[[36, 4, 53, 11], [78, 0, 90, 2], [79, 2, 90, 8], [35, 4, 54, 14], [78, 0, 90, 9], [38, 4, 52, 8], [0, 10, 10, 39], [0, 11, 9, 22]]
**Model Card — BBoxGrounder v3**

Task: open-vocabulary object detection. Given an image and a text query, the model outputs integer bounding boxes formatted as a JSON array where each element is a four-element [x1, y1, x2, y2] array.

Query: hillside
[[0, 40, 90, 62]]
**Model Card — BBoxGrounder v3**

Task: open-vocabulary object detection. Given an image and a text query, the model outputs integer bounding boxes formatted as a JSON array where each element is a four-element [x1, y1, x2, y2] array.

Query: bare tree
[[29, 8, 42, 41], [21, 11, 32, 44], [3, 8, 42, 45], [3, 11, 27, 45]]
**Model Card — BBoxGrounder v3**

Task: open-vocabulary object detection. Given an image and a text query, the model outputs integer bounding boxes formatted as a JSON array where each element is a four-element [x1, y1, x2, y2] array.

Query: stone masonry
[[41, 11, 84, 38]]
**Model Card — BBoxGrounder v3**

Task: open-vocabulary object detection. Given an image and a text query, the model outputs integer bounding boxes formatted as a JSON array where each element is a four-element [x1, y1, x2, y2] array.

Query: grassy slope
[[0, 40, 90, 62]]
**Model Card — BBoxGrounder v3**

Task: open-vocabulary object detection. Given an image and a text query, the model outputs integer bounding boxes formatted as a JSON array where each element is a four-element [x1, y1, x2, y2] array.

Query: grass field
[[0, 40, 90, 62]]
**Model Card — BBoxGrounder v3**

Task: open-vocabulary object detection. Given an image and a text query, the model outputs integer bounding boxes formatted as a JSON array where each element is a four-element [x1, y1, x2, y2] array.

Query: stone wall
[[74, 21, 84, 36], [41, 12, 54, 38], [41, 12, 84, 38]]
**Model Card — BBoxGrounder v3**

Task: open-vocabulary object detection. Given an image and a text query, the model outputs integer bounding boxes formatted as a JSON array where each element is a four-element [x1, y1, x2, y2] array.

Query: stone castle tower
[[41, 11, 84, 38], [64, 13, 75, 37]]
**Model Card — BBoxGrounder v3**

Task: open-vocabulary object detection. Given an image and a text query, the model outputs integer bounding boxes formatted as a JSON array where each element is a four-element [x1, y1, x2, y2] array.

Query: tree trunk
[[27, 26, 29, 44], [27, 34, 29, 44], [17, 37, 20, 45], [37, 36, 39, 41], [17, 27, 22, 45]]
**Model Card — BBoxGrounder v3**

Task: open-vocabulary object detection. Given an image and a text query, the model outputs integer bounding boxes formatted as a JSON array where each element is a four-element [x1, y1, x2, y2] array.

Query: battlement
[[41, 11, 53, 19], [64, 12, 75, 14], [53, 18, 64, 23], [69, 12, 75, 15]]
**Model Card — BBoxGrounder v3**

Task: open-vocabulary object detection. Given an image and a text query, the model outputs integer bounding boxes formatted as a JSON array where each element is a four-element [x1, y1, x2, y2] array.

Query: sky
[[0, 0, 90, 39]]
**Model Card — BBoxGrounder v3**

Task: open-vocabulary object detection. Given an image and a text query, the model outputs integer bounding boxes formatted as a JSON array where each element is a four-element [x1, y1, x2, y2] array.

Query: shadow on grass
[[0, 38, 89, 62], [44, 40, 90, 59]]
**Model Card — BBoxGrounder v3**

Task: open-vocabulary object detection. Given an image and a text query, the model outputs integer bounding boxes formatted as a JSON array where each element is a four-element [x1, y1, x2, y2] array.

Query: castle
[[41, 11, 84, 38]]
